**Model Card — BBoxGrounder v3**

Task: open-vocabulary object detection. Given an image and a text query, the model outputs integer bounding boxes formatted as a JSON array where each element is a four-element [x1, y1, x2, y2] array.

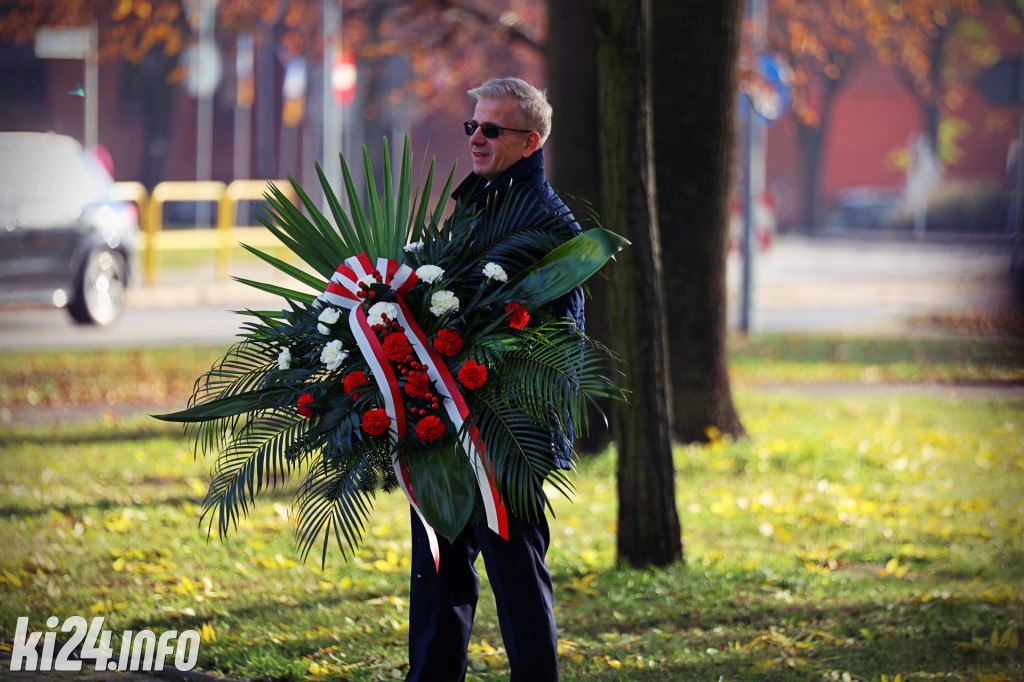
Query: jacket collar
[[451, 147, 546, 207]]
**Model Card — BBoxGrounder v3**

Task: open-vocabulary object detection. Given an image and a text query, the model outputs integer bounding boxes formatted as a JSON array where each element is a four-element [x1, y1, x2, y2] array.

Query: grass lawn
[[0, 335, 1022, 681]]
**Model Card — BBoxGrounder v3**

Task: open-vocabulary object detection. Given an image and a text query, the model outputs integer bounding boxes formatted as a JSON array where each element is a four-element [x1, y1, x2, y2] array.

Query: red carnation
[[343, 370, 369, 395], [361, 408, 391, 436], [415, 415, 445, 443], [404, 371, 432, 400], [382, 332, 413, 363], [505, 302, 529, 330], [458, 360, 487, 390], [297, 392, 314, 418], [433, 329, 463, 357]]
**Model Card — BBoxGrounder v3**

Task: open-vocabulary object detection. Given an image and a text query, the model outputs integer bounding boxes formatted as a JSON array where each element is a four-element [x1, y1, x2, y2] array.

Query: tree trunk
[[546, 0, 610, 453], [594, 0, 682, 568], [136, 48, 179, 190], [889, 21, 949, 167], [255, 29, 278, 180], [796, 72, 845, 230], [652, 0, 745, 444], [546, 0, 600, 201], [922, 24, 946, 156], [797, 122, 826, 230]]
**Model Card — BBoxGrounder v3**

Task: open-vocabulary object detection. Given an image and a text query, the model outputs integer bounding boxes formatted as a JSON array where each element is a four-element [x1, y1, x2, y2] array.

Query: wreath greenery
[[157, 137, 628, 565]]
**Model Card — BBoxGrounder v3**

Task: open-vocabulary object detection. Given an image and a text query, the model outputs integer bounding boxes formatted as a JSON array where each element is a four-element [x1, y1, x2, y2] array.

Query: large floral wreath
[[158, 138, 628, 566]]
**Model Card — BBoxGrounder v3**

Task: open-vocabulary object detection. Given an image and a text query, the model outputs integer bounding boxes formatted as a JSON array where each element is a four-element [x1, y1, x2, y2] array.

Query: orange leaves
[[765, 0, 998, 128]]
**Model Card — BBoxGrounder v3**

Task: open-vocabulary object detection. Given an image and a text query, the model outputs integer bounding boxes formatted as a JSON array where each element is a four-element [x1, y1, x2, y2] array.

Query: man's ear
[[522, 130, 541, 158]]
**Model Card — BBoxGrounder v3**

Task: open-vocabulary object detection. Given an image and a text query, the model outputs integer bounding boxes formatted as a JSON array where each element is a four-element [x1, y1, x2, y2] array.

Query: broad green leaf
[[505, 228, 630, 310], [405, 445, 476, 542]]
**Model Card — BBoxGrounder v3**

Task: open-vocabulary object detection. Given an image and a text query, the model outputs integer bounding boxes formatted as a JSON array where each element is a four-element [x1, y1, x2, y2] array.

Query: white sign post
[[35, 24, 99, 151]]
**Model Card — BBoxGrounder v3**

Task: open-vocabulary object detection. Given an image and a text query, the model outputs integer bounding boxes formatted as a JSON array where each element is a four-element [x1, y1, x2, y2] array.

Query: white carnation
[[277, 347, 292, 370], [482, 262, 508, 282], [320, 339, 348, 371], [367, 301, 399, 326], [358, 274, 377, 287], [403, 241, 424, 253], [429, 290, 460, 317], [317, 306, 340, 334], [416, 264, 445, 284], [318, 307, 341, 324]]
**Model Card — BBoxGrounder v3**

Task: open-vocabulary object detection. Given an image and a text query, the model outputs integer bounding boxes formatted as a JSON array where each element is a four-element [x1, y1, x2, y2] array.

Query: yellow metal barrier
[[218, 179, 295, 281], [111, 181, 149, 227], [144, 181, 226, 286], [132, 179, 294, 286]]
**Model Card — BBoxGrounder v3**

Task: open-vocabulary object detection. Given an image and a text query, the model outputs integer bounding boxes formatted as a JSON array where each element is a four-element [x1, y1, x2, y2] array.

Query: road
[[0, 234, 1018, 352], [734, 233, 1018, 334]]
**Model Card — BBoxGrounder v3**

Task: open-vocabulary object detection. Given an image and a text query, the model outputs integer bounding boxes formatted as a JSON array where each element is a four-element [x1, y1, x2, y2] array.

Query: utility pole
[[322, 0, 343, 214], [739, 0, 767, 334]]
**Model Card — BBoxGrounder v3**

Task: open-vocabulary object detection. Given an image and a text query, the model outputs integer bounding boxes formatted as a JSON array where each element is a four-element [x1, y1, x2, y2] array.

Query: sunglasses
[[463, 120, 532, 139]]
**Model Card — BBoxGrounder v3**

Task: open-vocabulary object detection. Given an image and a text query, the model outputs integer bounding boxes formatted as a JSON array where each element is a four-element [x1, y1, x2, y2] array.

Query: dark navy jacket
[[450, 148, 582, 470]]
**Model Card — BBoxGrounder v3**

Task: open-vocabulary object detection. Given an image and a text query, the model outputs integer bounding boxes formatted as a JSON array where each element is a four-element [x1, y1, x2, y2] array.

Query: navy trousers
[[405, 506, 559, 682]]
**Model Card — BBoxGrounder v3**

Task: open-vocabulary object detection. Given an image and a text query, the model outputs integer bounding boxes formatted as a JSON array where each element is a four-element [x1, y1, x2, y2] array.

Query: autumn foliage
[[0, 0, 546, 117]]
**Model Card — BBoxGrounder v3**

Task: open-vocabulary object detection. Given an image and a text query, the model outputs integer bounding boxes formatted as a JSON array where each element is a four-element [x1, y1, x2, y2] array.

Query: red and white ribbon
[[319, 253, 508, 569]]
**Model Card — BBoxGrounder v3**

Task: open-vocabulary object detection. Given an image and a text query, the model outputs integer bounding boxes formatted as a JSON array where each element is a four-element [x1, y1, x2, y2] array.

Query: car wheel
[[68, 248, 128, 326]]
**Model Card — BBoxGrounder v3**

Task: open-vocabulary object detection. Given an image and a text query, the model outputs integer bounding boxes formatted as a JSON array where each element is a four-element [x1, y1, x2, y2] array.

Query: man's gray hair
[[468, 77, 552, 148]]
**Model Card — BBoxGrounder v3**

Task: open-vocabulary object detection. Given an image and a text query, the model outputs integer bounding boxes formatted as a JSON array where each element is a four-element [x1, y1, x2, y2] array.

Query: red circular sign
[[332, 54, 357, 107]]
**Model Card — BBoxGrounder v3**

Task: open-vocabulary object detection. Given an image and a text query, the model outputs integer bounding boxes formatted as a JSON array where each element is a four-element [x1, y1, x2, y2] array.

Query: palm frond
[[474, 181, 557, 244], [238, 242, 327, 293], [460, 400, 570, 522], [155, 341, 284, 462], [244, 135, 451, 280], [233, 277, 318, 304], [257, 184, 343, 279], [459, 322, 621, 518], [293, 452, 378, 565], [200, 408, 313, 539], [188, 341, 278, 406], [362, 144, 388, 256]]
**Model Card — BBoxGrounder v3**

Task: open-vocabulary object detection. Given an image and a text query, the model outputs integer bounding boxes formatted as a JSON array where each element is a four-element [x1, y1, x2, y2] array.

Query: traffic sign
[[34, 26, 92, 59], [332, 54, 357, 107]]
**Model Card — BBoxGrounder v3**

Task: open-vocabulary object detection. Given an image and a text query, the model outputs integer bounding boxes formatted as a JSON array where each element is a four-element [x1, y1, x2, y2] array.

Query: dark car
[[823, 186, 903, 231], [0, 132, 138, 325]]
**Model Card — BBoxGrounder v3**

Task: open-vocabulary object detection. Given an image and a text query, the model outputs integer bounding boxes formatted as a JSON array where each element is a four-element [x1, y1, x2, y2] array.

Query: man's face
[[468, 97, 537, 181]]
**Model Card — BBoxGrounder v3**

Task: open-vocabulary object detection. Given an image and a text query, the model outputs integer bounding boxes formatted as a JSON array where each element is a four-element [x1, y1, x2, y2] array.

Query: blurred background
[[0, 0, 1021, 337]]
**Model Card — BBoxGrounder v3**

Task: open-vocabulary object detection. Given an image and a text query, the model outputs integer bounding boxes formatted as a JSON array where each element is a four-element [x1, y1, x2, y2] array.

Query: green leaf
[[313, 162, 363, 257], [238, 242, 326, 292], [339, 150, 377, 256], [232, 277, 317, 304], [154, 389, 283, 422], [259, 183, 342, 278], [405, 445, 476, 542], [506, 228, 630, 310]]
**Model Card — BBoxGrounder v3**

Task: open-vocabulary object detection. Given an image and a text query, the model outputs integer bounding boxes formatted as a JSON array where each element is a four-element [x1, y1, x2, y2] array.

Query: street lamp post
[[322, 0, 343, 214]]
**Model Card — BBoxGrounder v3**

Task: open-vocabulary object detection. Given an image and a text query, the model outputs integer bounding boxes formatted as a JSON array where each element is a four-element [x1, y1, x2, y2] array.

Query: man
[[405, 77, 582, 682]]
